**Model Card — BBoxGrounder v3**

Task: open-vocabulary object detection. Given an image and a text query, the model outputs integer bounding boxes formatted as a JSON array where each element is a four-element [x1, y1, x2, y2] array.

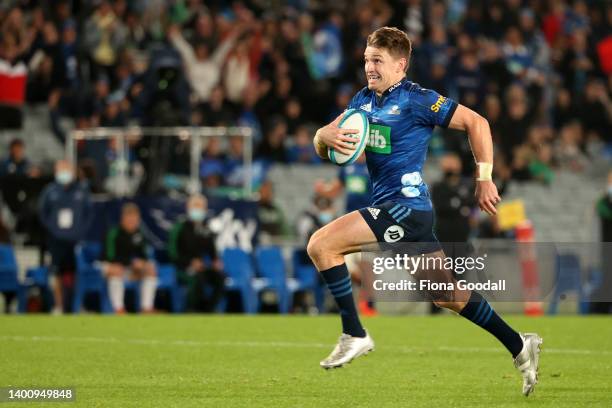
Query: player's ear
[[397, 57, 407, 73]]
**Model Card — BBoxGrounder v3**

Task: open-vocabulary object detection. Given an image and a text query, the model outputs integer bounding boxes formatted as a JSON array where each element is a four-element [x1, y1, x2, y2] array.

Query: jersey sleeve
[[409, 86, 458, 128]]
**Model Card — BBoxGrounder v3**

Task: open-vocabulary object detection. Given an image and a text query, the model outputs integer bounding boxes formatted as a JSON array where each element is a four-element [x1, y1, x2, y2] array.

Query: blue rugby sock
[[320, 264, 366, 338], [459, 291, 523, 357]]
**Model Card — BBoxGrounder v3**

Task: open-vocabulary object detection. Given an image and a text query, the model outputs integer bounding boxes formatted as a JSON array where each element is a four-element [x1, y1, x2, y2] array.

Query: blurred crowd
[[0, 0, 611, 314], [0, 0, 609, 191]]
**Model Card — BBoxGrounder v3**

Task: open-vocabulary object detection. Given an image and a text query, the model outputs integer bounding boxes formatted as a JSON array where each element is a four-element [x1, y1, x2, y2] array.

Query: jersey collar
[[383, 76, 408, 97], [375, 76, 407, 106]]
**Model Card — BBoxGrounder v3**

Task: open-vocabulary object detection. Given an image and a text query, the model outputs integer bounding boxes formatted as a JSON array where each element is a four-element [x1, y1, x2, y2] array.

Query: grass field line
[[1, 335, 610, 357]]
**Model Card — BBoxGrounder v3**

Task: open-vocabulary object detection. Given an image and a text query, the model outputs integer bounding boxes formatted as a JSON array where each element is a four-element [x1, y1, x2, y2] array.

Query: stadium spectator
[[38, 160, 92, 314], [529, 143, 555, 185], [296, 194, 337, 247], [578, 79, 612, 143], [168, 195, 224, 312], [0, 138, 38, 177], [554, 122, 588, 172], [430, 153, 478, 313], [83, 0, 127, 81], [431, 154, 477, 245], [286, 125, 321, 164], [198, 84, 235, 126], [102, 203, 157, 314], [237, 83, 263, 143], [2, 0, 609, 175], [257, 116, 289, 163], [497, 84, 535, 160], [167, 23, 237, 104], [223, 35, 252, 104], [256, 180, 288, 243]]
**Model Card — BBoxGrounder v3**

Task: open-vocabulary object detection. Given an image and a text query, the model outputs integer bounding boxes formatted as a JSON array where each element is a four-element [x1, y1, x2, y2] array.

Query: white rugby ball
[[328, 108, 370, 166]]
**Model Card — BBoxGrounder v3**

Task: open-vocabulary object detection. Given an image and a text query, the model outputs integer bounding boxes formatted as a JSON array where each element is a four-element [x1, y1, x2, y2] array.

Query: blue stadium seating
[[221, 248, 257, 313], [0, 244, 27, 312], [73, 242, 113, 313], [289, 249, 325, 312], [20, 266, 52, 312], [548, 253, 585, 314], [154, 261, 182, 313], [254, 246, 290, 314]]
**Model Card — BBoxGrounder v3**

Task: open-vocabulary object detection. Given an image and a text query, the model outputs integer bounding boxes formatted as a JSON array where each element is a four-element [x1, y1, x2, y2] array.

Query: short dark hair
[[367, 27, 412, 71], [121, 202, 140, 217], [9, 138, 24, 149]]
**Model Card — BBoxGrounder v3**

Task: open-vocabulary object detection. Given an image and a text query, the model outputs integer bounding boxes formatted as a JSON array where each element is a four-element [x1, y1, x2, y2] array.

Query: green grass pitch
[[1, 315, 611, 407]]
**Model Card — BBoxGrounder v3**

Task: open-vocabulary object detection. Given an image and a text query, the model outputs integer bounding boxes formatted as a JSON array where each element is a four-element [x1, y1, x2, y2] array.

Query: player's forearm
[[466, 115, 494, 181], [466, 115, 493, 163], [313, 129, 328, 159]]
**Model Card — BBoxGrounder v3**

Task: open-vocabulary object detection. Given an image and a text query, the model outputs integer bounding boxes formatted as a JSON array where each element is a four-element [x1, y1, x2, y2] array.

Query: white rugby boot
[[320, 331, 374, 369], [513, 333, 543, 396]]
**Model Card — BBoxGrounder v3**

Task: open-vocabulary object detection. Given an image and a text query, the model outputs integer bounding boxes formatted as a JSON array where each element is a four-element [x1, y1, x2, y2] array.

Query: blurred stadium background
[[0, 0, 611, 317]]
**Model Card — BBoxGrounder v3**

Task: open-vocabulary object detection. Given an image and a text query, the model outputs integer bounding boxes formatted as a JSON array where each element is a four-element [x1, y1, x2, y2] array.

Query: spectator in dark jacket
[[38, 159, 92, 314], [0, 139, 37, 177], [102, 203, 157, 314], [168, 194, 224, 312]]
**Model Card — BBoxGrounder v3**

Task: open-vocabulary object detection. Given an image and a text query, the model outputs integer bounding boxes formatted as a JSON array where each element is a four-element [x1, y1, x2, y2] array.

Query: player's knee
[[106, 263, 123, 277], [306, 232, 324, 262]]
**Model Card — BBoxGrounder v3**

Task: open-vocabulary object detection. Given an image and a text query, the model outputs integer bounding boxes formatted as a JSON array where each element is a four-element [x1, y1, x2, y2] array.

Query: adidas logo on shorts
[[367, 207, 380, 219]]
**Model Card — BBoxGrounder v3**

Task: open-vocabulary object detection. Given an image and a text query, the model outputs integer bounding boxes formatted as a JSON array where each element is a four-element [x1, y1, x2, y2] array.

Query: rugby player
[[310, 27, 542, 396]]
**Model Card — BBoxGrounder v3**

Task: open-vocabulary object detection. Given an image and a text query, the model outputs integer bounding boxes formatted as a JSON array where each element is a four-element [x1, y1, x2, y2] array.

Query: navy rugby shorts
[[358, 201, 442, 254]]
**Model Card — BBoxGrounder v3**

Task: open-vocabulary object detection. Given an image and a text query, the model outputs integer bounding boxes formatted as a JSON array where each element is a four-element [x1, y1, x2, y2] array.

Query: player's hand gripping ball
[[328, 109, 370, 166]]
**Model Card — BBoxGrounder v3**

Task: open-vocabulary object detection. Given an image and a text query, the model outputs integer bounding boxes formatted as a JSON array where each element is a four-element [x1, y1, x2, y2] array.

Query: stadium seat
[[221, 248, 258, 313], [153, 254, 183, 313], [548, 253, 585, 315], [73, 242, 113, 313], [579, 266, 604, 314], [19, 266, 53, 313], [254, 246, 290, 314], [289, 249, 325, 312], [0, 244, 27, 313]]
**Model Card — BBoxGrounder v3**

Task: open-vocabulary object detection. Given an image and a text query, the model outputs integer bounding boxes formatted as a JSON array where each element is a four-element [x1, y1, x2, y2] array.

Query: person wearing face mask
[[38, 159, 93, 314], [296, 194, 337, 245], [168, 194, 224, 312], [591, 171, 612, 314]]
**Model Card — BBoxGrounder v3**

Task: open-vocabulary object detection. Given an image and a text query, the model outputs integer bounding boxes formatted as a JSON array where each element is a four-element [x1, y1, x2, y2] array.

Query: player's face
[[364, 46, 406, 95]]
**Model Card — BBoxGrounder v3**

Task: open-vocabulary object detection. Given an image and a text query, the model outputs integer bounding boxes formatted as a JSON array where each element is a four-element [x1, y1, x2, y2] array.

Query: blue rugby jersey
[[347, 77, 458, 211]]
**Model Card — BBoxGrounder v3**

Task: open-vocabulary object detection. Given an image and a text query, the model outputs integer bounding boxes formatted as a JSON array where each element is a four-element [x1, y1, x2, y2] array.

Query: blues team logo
[[389, 105, 401, 115]]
